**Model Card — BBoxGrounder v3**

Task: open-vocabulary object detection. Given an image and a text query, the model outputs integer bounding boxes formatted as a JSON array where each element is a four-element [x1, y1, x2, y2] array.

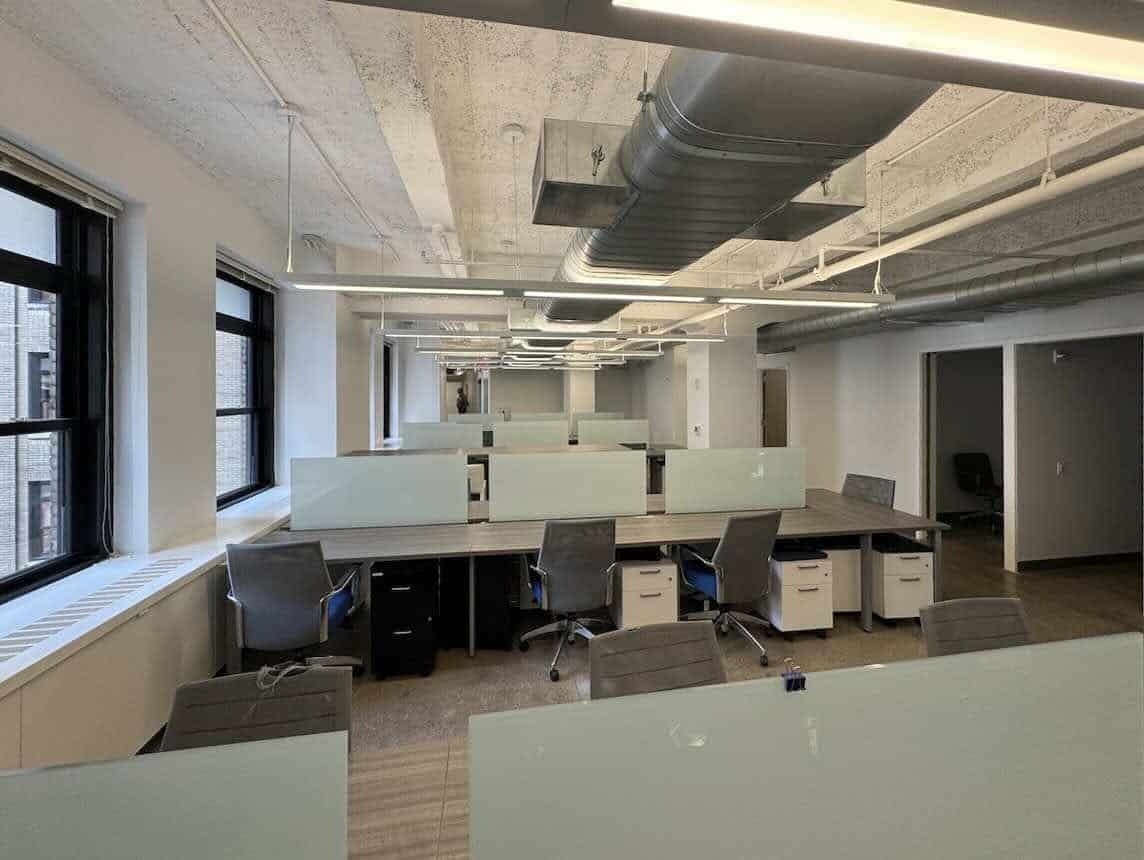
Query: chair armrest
[[680, 545, 716, 568], [226, 592, 245, 649], [318, 572, 357, 642], [528, 564, 550, 581], [605, 561, 621, 605]]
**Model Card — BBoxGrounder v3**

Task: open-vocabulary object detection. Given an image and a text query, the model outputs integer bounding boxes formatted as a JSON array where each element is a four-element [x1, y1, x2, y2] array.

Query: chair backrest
[[536, 518, 616, 614], [842, 473, 896, 507], [161, 665, 352, 752], [952, 453, 995, 494], [226, 541, 334, 651], [712, 511, 782, 605], [590, 622, 726, 700], [920, 597, 1031, 657]]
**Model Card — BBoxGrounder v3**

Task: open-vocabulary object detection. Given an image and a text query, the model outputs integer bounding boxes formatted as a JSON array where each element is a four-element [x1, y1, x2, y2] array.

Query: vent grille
[[0, 557, 192, 663]]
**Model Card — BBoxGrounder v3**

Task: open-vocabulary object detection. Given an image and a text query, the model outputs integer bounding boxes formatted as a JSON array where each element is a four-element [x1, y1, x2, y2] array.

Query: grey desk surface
[[272, 489, 945, 562]]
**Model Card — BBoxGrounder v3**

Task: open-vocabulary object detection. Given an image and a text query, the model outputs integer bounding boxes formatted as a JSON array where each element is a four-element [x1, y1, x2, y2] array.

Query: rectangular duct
[[531, 118, 631, 228], [738, 155, 867, 242]]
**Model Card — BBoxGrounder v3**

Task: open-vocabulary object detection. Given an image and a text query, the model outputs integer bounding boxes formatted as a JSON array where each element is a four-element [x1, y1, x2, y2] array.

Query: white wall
[[1016, 336, 1142, 563], [491, 370, 564, 416], [708, 336, 761, 449], [335, 295, 371, 453], [770, 289, 1144, 571], [0, 18, 281, 551], [637, 347, 686, 445], [397, 338, 442, 424], [595, 367, 636, 416], [563, 369, 594, 417], [934, 348, 1003, 513], [686, 344, 710, 448], [278, 290, 338, 468]]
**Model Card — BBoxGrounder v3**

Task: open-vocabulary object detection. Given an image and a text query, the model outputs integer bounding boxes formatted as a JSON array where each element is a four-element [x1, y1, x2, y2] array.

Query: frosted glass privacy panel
[[664, 448, 805, 513], [1, 733, 348, 860], [488, 450, 645, 521], [571, 411, 623, 435], [511, 412, 567, 422], [448, 413, 493, 428], [578, 419, 649, 445], [472, 634, 1143, 860], [402, 421, 484, 449], [492, 421, 569, 448], [292, 453, 468, 528]]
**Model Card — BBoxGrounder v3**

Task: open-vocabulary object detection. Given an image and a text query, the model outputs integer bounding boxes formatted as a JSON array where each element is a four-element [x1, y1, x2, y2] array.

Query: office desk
[[0, 732, 348, 859], [470, 634, 1143, 859], [270, 490, 945, 656]]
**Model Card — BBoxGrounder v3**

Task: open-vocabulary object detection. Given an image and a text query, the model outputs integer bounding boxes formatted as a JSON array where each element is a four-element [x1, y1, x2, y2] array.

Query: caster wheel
[[763, 629, 771, 638], [761, 654, 769, 667], [549, 668, 560, 682], [518, 639, 530, 652], [817, 631, 829, 639], [784, 634, 794, 643], [419, 668, 433, 678]]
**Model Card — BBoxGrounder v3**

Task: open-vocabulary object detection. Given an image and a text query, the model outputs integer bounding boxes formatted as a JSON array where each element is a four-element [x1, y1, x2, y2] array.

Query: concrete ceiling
[[3, 1, 1143, 333]]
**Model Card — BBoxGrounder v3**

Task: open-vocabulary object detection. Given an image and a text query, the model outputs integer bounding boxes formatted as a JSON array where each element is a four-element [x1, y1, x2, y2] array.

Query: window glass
[[0, 187, 58, 263], [1, 283, 58, 422], [216, 414, 252, 497], [216, 277, 252, 321], [215, 330, 251, 409], [0, 432, 65, 582]]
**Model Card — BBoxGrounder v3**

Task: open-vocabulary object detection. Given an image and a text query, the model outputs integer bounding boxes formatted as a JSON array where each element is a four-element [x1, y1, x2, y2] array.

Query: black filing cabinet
[[371, 560, 437, 679]]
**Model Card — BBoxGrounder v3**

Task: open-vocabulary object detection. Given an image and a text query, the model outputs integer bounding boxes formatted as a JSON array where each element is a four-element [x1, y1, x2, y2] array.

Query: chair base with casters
[[519, 615, 610, 681]]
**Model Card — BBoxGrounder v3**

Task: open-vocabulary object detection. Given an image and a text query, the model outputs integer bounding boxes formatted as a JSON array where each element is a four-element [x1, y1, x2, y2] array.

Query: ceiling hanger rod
[[200, 0, 392, 254]]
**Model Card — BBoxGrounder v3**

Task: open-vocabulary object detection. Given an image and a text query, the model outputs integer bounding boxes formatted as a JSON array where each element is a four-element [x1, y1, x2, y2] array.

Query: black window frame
[[215, 270, 274, 509], [0, 171, 112, 602]]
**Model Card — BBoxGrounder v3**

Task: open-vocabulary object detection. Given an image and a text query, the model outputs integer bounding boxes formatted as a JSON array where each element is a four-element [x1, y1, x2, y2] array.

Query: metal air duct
[[537, 48, 939, 324], [755, 240, 1144, 353]]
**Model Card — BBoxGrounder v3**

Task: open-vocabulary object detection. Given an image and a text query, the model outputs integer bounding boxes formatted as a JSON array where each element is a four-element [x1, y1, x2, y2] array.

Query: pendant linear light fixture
[[611, 0, 1144, 87], [283, 273, 891, 309]]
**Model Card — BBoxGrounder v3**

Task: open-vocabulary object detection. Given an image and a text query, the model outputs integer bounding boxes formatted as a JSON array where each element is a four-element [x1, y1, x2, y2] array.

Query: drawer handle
[[797, 586, 820, 593], [639, 569, 661, 575], [899, 576, 922, 583], [390, 586, 412, 592], [796, 564, 820, 570], [392, 629, 414, 636], [639, 592, 663, 599], [900, 556, 921, 560]]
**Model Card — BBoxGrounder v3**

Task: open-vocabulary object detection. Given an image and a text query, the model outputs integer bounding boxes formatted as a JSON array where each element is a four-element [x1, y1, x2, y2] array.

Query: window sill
[[0, 487, 290, 700]]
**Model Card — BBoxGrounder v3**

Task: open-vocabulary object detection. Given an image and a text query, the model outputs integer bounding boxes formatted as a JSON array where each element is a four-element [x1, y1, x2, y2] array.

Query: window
[[0, 172, 111, 600], [215, 272, 274, 508]]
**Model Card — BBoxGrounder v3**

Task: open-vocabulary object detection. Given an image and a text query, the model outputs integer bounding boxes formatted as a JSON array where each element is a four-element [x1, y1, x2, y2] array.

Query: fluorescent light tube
[[383, 331, 505, 340], [294, 284, 504, 296], [718, 296, 879, 308], [612, 0, 1144, 86], [523, 290, 705, 304]]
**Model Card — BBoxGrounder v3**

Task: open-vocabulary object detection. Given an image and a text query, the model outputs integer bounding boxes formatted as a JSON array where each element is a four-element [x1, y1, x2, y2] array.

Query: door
[[760, 369, 788, 447], [383, 342, 392, 440]]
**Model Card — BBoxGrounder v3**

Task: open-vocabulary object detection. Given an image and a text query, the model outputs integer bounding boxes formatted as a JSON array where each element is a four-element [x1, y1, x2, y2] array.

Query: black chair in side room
[[952, 452, 1003, 530]]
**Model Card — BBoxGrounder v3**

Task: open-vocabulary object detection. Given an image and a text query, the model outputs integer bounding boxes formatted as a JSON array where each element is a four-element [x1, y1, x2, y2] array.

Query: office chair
[[161, 664, 352, 752], [225, 541, 362, 675], [953, 452, 1003, 530], [920, 597, 1031, 657], [680, 511, 782, 666], [518, 518, 618, 682], [842, 473, 896, 507], [589, 622, 726, 700]]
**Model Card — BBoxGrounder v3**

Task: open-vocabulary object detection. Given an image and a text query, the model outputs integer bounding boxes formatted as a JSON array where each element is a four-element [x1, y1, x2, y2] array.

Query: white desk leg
[[931, 529, 943, 603], [860, 533, 874, 633], [469, 555, 477, 657]]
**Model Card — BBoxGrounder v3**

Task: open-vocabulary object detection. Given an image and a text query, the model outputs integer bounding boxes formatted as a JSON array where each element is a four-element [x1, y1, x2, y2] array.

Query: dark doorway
[[383, 341, 392, 440]]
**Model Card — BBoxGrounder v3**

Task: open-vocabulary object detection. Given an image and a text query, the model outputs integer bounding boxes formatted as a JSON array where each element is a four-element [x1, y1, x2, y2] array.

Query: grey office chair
[[161, 664, 352, 752], [842, 473, 896, 507], [225, 541, 362, 674], [519, 518, 619, 682], [920, 597, 1031, 657], [680, 511, 782, 666], [590, 622, 726, 700]]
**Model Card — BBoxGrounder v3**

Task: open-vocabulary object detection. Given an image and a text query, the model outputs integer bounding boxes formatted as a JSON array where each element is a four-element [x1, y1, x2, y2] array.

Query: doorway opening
[[760, 368, 788, 447], [383, 341, 393, 440]]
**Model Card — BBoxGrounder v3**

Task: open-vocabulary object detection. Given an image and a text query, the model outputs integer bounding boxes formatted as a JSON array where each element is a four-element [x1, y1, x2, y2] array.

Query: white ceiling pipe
[[771, 142, 1144, 292], [605, 304, 742, 351]]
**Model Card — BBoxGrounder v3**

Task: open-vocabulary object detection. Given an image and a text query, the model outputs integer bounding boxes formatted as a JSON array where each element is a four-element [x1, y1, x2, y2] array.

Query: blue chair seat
[[682, 559, 718, 601], [530, 575, 543, 606], [327, 588, 354, 628]]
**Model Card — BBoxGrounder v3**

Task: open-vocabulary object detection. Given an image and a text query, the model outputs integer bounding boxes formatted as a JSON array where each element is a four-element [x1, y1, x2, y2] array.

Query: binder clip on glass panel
[[782, 658, 806, 693]]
